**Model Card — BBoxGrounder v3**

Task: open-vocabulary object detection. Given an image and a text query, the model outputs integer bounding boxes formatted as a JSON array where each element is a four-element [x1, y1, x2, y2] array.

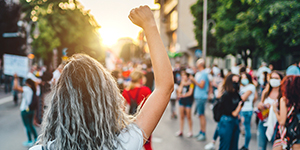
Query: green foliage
[[190, 0, 227, 57], [20, 0, 105, 63], [191, 0, 300, 63]]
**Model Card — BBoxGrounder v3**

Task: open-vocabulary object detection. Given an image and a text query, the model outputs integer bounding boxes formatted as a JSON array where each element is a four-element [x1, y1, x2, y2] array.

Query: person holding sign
[[13, 74, 38, 147]]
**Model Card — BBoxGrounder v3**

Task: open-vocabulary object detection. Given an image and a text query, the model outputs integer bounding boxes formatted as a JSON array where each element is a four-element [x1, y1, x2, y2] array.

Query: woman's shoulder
[[117, 124, 144, 149]]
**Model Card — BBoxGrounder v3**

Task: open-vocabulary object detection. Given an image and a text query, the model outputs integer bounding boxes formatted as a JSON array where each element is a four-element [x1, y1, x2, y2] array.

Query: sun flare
[[98, 28, 121, 47]]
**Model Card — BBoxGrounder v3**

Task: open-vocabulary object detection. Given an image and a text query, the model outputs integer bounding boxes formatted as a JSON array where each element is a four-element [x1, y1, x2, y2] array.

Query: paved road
[[0, 92, 273, 150]]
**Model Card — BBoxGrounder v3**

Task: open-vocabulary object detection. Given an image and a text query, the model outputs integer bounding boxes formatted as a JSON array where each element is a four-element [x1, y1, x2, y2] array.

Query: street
[[0, 93, 272, 150]]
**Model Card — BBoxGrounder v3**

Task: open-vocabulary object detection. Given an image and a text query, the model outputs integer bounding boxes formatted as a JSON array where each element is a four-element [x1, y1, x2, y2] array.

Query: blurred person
[[122, 70, 153, 150], [273, 76, 300, 150], [286, 60, 300, 75], [173, 62, 182, 85], [217, 74, 244, 150], [231, 63, 241, 75], [239, 66, 246, 75], [13, 76, 38, 147], [256, 71, 283, 150], [35, 67, 44, 78], [4, 74, 12, 93], [239, 73, 256, 150], [176, 70, 194, 137], [190, 58, 209, 141], [30, 6, 173, 150], [212, 64, 220, 77], [50, 64, 64, 85], [269, 64, 274, 71], [111, 69, 125, 93], [257, 62, 271, 93], [170, 77, 179, 119], [204, 76, 225, 150], [211, 69, 225, 104], [145, 63, 154, 91]]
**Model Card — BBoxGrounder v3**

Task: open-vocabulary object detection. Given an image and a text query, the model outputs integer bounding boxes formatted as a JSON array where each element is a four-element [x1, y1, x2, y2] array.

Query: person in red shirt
[[122, 70, 152, 150]]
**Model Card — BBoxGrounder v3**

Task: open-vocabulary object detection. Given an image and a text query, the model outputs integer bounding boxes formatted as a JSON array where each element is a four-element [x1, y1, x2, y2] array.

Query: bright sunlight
[[98, 28, 122, 47]]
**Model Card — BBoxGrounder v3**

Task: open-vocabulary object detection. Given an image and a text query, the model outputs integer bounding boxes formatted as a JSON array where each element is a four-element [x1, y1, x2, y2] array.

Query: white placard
[[3, 54, 29, 78]]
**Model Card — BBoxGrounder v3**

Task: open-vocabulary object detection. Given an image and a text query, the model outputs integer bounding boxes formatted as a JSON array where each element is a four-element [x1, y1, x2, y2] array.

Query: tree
[[192, 0, 300, 67], [244, 0, 300, 62], [190, 0, 228, 58], [20, 0, 105, 66]]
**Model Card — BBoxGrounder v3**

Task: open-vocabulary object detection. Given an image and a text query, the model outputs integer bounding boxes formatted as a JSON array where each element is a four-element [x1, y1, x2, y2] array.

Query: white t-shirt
[[240, 84, 256, 111], [29, 124, 143, 150], [170, 84, 179, 100], [262, 97, 277, 123], [20, 86, 33, 111], [231, 66, 240, 75]]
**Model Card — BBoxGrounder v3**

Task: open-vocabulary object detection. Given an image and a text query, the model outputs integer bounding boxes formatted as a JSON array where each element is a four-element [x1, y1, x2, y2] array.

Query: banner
[[3, 54, 29, 78]]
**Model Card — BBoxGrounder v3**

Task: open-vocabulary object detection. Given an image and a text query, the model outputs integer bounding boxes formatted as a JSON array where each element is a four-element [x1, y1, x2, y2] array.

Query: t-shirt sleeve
[[117, 124, 144, 149]]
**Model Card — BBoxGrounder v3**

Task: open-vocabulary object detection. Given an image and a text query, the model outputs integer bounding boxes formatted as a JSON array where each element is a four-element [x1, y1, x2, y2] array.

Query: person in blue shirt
[[286, 61, 300, 75], [190, 58, 210, 141]]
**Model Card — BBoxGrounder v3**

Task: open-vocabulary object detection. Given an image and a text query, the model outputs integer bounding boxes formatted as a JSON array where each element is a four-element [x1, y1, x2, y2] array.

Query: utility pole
[[202, 0, 207, 62]]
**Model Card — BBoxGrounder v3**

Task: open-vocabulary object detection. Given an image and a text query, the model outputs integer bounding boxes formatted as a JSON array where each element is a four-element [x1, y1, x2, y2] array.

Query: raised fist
[[128, 5, 156, 29]]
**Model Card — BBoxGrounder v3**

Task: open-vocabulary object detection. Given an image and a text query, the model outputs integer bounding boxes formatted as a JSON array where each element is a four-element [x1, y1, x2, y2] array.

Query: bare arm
[[13, 76, 23, 92], [232, 101, 243, 117], [241, 90, 252, 101], [273, 97, 287, 126], [257, 90, 267, 110], [180, 85, 194, 98], [190, 76, 205, 89], [129, 6, 174, 143]]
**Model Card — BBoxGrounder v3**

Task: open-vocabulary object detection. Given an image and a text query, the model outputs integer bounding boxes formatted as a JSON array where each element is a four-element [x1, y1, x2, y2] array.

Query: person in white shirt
[[239, 73, 257, 150], [256, 71, 283, 150], [257, 62, 271, 86], [231, 63, 240, 75], [13, 76, 38, 147], [29, 6, 174, 150]]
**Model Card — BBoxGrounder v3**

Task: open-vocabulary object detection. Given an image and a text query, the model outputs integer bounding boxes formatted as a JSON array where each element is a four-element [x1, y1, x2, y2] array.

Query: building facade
[[155, 0, 198, 67]]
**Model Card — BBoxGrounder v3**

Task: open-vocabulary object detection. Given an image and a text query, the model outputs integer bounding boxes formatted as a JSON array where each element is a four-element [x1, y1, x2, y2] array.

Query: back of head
[[223, 74, 238, 93], [281, 75, 300, 108], [130, 70, 144, 83], [26, 79, 36, 94], [39, 54, 132, 150], [196, 58, 205, 68]]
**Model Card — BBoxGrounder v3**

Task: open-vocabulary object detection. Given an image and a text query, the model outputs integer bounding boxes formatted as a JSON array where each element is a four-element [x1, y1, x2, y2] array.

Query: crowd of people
[[0, 5, 300, 150], [166, 59, 300, 150]]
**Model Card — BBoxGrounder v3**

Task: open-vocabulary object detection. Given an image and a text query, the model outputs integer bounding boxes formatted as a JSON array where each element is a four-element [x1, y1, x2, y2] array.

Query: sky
[[79, 0, 159, 47]]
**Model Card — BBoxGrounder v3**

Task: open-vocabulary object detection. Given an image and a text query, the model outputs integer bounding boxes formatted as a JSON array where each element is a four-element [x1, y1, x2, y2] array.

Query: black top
[[220, 91, 242, 117]]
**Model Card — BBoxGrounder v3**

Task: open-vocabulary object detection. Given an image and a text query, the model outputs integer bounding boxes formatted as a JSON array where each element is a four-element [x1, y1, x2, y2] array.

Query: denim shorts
[[195, 98, 207, 115]]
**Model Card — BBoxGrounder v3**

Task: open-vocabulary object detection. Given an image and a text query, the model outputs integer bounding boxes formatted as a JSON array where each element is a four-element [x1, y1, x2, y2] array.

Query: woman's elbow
[[278, 119, 286, 126]]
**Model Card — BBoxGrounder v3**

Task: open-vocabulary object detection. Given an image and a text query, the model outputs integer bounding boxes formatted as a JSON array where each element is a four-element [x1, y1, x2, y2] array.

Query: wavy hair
[[38, 54, 133, 150], [281, 75, 300, 108]]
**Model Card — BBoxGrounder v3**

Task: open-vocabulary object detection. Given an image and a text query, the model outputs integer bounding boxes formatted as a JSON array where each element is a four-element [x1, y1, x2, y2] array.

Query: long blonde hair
[[38, 54, 133, 150], [127, 70, 144, 90]]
